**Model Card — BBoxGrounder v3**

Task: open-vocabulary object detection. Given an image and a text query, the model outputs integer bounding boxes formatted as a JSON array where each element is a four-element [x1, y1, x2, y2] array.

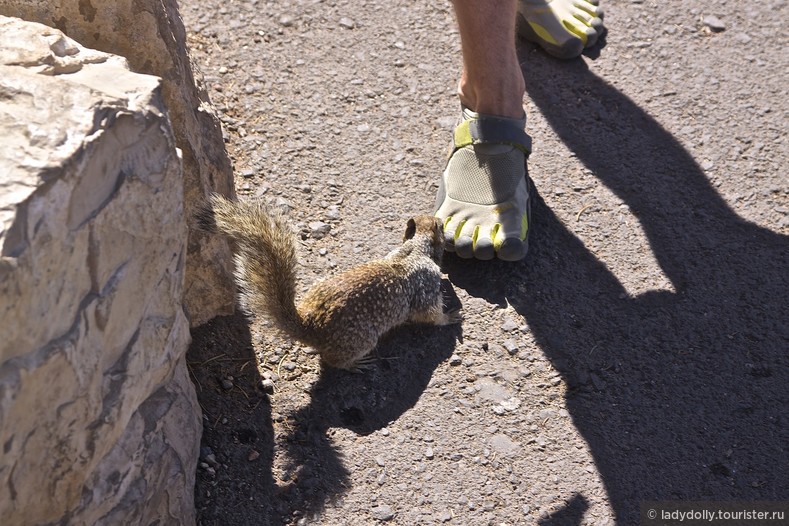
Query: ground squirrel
[[197, 195, 461, 370]]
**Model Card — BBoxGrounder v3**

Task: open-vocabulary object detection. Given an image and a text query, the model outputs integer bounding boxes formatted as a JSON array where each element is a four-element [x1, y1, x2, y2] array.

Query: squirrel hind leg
[[348, 355, 378, 374], [320, 347, 377, 372], [409, 305, 463, 326], [440, 308, 463, 325]]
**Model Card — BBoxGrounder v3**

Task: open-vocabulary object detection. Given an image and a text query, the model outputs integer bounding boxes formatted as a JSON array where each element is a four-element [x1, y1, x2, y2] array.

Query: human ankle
[[458, 71, 525, 119], [458, 97, 525, 120]]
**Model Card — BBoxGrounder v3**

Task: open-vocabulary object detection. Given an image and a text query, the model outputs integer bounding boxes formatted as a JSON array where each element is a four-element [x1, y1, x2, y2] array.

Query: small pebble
[[371, 504, 395, 521], [282, 361, 297, 372], [539, 408, 554, 419], [279, 15, 294, 27], [449, 354, 462, 366], [501, 319, 519, 332], [248, 450, 260, 461], [261, 379, 275, 394], [703, 15, 726, 32], [339, 17, 355, 29], [736, 33, 752, 44], [439, 510, 452, 522], [500, 397, 521, 411], [220, 378, 234, 390], [490, 434, 519, 456], [309, 221, 331, 239], [425, 447, 434, 459], [435, 115, 456, 130], [503, 339, 519, 355], [276, 197, 292, 213], [326, 205, 340, 220]]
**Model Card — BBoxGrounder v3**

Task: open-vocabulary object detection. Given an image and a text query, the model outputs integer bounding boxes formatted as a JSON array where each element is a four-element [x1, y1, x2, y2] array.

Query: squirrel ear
[[404, 218, 417, 241]]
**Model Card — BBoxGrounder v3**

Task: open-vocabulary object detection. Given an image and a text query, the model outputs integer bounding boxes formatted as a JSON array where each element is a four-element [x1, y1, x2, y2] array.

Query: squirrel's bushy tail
[[197, 194, 305, 338]]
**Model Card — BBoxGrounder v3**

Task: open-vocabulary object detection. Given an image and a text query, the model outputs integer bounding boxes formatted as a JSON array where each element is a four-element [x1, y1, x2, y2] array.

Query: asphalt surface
[[183, 0, 789, 524]]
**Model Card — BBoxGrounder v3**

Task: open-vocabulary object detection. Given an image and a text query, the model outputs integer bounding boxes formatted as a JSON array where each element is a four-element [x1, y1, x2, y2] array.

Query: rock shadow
[[190, 292, 461, 524], [189, 312, 293, 525], [447, 55, 789, 524]]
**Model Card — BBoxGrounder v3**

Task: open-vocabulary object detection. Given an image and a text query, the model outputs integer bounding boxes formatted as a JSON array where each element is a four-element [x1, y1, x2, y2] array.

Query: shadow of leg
[[538, 493, 590, 526]]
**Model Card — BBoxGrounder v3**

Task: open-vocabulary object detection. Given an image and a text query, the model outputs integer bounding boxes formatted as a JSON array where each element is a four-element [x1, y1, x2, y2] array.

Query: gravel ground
[[183, 0, 789, 524]]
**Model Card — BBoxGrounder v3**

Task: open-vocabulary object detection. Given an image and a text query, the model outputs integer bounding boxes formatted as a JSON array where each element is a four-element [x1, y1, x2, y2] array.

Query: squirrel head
[[404, 215, 445, 264]]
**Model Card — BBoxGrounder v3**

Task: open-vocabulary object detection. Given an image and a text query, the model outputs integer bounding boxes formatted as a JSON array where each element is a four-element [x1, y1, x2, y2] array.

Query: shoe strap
[[453, 117, 532, 157]]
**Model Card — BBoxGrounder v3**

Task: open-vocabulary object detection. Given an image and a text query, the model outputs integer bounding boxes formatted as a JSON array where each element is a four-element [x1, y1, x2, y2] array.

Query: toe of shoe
[[454, 235, 475, 259], [584, 22, 604, 48], [497, 237, 529, 261], [443, 229, 457, 252], [473, 237, 495, 261]]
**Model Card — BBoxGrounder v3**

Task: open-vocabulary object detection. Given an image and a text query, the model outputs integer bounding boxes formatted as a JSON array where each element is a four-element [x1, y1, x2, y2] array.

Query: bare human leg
[[435, 0, 532, 261], [435, 0, 605, 261]]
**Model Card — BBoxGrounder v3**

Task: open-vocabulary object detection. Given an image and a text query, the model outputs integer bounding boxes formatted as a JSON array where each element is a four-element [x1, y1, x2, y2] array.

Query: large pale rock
[[0, 17, 200, 525], [0, 0, 237, 327]]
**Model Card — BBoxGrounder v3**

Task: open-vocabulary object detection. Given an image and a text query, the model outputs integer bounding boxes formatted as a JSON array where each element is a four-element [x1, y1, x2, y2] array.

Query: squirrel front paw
[[441, 308, 463, 326]]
